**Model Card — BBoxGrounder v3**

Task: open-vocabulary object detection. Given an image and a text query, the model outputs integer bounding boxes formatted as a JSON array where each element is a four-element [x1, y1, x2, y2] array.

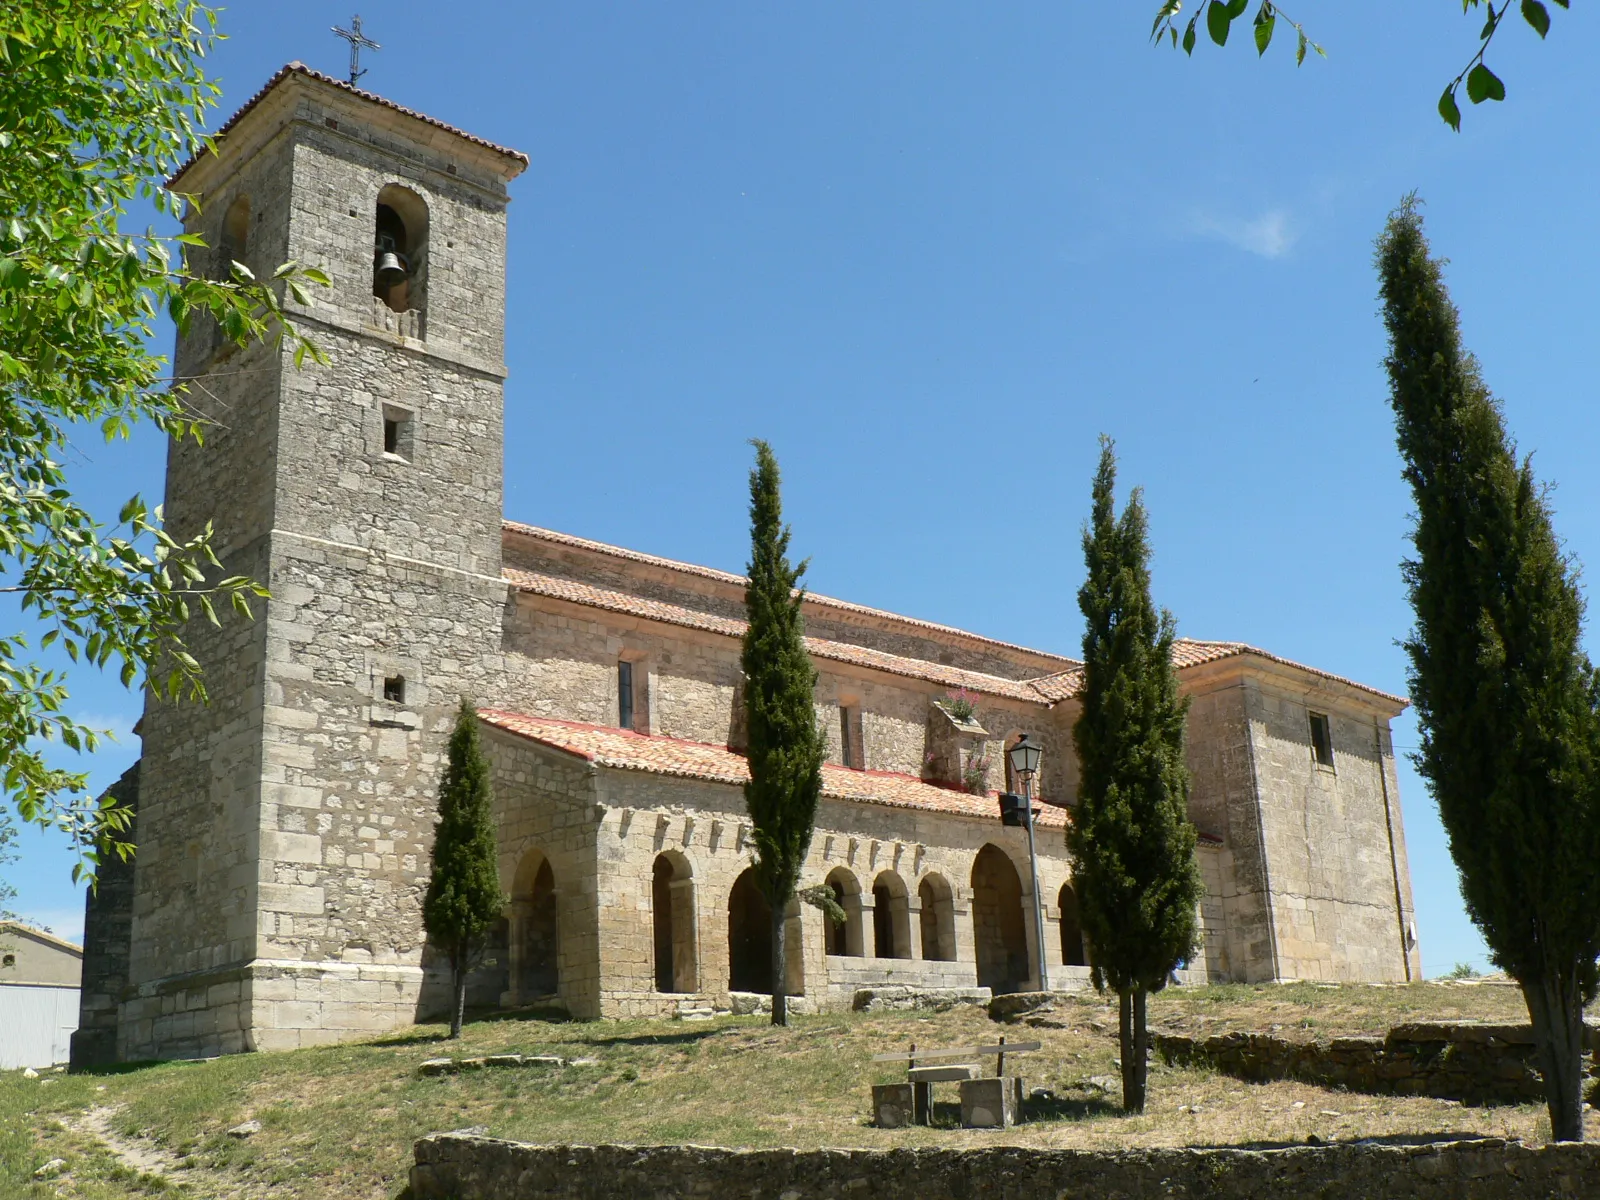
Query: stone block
[[907, 1065, 976, 1083], [871, 1083, 915, 1129], [261, 830, 323, 865], [959, 1077, 1019, 1128]]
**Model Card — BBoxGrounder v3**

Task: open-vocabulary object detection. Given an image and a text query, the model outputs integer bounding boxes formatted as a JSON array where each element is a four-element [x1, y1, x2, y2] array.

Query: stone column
[[669, 878, 697, 993], [906, 900, 924, 962]]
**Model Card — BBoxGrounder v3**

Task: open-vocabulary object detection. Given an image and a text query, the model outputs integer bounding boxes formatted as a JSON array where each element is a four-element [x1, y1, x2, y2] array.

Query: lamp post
[[1007, 734, 1050, 993]]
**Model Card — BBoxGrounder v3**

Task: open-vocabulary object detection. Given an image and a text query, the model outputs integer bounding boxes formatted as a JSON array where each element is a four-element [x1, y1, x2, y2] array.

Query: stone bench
[[870, 1038, 1039, 1128]]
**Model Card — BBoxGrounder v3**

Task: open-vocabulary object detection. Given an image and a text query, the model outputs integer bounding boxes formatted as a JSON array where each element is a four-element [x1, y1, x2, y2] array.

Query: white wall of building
[[0, 984, 79, 1069]]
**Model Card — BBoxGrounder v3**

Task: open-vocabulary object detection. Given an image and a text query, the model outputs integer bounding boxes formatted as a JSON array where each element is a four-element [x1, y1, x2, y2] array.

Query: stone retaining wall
[[1155, 1022, 1600, 1106], [409, 1134, 1600, 1200]]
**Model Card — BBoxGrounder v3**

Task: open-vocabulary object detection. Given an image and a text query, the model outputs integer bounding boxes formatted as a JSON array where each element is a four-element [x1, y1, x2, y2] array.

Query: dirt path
[[66, 1105, 188, 1180]]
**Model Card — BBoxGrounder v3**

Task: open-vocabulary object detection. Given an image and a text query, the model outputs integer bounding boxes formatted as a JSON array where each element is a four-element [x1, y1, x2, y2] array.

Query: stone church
[[72, 64, 1421, 1066]]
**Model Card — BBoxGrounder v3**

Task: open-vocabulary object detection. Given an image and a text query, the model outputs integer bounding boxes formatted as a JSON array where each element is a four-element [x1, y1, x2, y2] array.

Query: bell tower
[[109, 64, 527, 1059]]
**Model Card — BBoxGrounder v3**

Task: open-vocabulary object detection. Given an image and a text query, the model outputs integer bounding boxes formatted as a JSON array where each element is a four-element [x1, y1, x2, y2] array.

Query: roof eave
[[168, 62, 529, 194]]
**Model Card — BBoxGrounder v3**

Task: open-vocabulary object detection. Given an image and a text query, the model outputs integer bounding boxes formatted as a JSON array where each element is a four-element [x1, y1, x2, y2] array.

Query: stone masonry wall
[[111, 133, 299, 1058], [488, 738, 1084, 1019], [1157, 1022, 1600, 1106], [501, 532, 1073, 682], [116, 76, 524, 1060], [501, 593, 1076, 804], [410, 1134, 1600, 1200], [231, 99, 518, 1052], [1182, 680, 1273, 984], [1244, 676, 1418, 982], [485, 727, 601, 1018], [70, 765, 140, 1069]]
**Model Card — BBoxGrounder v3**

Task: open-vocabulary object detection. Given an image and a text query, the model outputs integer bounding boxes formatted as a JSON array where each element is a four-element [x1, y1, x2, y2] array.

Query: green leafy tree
[[0, 808, 18, 923], [740, 440, 825, 1027], [422, 699, 504, 1039], [1377, 198, 1600, 1142], [0, 0, 325, 873], [1069, 438, 1203, 1115], [1149, 0, 1575, 129]]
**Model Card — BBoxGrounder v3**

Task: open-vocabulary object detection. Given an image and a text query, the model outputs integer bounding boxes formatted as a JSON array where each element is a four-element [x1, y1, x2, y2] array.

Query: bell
[[374, 249, 408, 288]]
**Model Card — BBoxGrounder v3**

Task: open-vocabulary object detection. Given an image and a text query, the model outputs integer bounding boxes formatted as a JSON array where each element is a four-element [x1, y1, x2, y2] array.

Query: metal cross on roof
[[331, 14, 380, 85]]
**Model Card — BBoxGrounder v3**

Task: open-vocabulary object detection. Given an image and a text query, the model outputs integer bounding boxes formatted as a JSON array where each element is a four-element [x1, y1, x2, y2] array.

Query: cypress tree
[[422, 698, 504, 1039], [740, 439, 825, 1027], [1069, 437, 1203, 1114], [1377, 198, 1600, 1141]]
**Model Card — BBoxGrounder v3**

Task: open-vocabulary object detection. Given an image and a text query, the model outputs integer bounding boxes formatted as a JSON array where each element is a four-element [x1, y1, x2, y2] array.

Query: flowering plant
[[961, 746, 991, 795], [943, 688, 978, 723]]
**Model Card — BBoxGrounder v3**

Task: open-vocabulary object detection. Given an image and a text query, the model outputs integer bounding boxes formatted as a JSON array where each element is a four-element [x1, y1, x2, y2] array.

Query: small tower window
[[382, 404, 414, 461], [219, 194, 250, 276], [618, 660, 635, 730], [1309, 711, 1334, 768], [840, 705, 864, 769], [383, 675, 406, 705], [2, 953, 14, 968], [372, 184, 429, 333]]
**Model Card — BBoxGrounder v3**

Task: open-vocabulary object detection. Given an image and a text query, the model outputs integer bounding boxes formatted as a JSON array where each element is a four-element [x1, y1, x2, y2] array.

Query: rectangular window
[[382, 405, 414, 461], [1309, 711, 1334, 768], [840, 706, 862, 769], [383, 675, 406, 705], [618, 660, 635, 730]]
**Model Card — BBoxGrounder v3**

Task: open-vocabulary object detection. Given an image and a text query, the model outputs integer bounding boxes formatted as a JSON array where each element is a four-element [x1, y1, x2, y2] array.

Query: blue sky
[[9, 2, 1599, 979]]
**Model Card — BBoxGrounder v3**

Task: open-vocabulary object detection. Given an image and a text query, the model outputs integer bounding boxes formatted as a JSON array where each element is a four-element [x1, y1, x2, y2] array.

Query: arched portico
[[508, 849, 559, 1003], [652, 851, 699, 993], [971, 844, 1029, 993]]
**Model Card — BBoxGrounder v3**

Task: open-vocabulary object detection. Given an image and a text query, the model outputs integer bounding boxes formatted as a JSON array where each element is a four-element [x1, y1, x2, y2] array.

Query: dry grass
[[3, 981, 1597, 1200]]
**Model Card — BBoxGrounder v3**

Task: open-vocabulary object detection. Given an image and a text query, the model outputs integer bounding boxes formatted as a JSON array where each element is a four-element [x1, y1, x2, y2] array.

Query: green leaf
[[1254, 8, 1275, 55], [1521, 0, 1550, 36], [1206, 0, 1231, 46], [1466, 62, 1506, 104], [1439, 85, 1463, 130], [1226, 0, 1249, 17], [1296, 27, 1308, 65], [1183, 17, 1198, 53]]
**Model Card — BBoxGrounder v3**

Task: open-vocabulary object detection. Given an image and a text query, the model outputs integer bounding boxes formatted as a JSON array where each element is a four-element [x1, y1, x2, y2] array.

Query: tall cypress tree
[[1378, 198, 1600, 1141], [1069, 438, 1202, 1114], [422, 698, 504, 1039], [741, 440, 825, 1027]]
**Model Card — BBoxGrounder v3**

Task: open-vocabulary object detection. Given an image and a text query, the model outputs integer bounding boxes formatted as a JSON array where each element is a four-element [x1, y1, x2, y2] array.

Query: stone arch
[[726, 868, 803, 995], [871, 871, 911, 960], [824, 866, 865, 957], [220, 194, 250, 272], [652, 851, 698, 993], [509, 848, 559, 1001], [971, 844, 1028, 993], [917, 872, 957, 962], [1059, 880, 1088, 967], [373, 183, 429, 321]]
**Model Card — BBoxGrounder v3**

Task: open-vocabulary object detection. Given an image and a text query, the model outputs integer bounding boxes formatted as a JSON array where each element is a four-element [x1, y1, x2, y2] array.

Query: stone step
[[673, 997, 717, 1021]]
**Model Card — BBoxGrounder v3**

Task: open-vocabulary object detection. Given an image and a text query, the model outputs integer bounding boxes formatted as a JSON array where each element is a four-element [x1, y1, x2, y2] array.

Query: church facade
[[72, 65, 1421, 1066]]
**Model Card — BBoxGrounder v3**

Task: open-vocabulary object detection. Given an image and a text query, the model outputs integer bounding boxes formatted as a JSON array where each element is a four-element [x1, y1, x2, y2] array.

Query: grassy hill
[[5, 980, 1596, 1199]]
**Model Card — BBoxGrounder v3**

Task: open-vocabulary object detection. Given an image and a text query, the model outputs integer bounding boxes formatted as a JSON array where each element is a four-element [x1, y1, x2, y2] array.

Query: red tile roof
[[1165, 640, 1407, 706], [505, 564, 1404, 709], [502, 524, 1404, 709], [503, 521, 1076, 671], [169, 62, 528, 188], [504, 566, 1048, 702], [477, 709, 1068, 828]]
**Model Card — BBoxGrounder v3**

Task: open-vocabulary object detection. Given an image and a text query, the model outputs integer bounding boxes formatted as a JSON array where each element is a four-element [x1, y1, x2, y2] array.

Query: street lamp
[[1007, 734, 1050, 993]]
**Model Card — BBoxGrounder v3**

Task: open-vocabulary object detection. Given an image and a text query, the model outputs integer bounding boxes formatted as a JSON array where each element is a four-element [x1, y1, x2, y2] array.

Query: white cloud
[[1188, 208, 1298, 259], [71, 712, 138, 745]]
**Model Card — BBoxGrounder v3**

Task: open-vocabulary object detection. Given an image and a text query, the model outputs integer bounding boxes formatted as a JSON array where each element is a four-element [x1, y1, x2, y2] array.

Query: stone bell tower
[[83, 64, 527, 1061]]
